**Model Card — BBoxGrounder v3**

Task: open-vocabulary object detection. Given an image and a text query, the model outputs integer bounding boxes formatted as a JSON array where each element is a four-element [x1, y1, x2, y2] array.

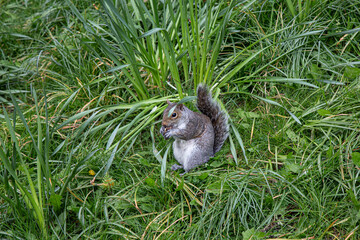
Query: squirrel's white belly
[[173, 138, 196, 167]]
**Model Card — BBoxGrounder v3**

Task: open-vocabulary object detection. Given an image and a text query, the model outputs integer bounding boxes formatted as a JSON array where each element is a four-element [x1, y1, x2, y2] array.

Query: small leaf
[[247, 112, 260, 118], [175, 178, 184, 191], [145, 178, 156, 187], [317, 109, 331, 116], [206, 181, 230, 194], [326, 146, 333, 158], [236, 110, 260, 119], [344, 66, 360, 79], [198, 172, 209, 180], [89, 169, 96, 176], [310, 63, 324, 79], [242, 228, 266, 240], [49, 194, 62, 211], [352, 152, 360, 167], [139, 158, 151, 167], [285, 163, 301, 173], [286, 129, 298, 142], [347, 190, 360, 210], [210, 161, 223, 168]]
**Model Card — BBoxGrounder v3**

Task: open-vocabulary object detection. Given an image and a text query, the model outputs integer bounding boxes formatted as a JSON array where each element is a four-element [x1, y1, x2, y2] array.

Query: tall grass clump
[[0, 87, 98, 238]]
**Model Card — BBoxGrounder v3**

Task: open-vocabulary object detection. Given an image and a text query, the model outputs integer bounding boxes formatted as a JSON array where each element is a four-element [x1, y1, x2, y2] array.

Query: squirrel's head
[[160, 100, 185, 139]]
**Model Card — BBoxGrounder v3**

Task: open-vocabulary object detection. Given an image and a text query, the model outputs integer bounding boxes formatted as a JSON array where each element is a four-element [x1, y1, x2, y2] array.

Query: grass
[[1, 0, 360, 239]]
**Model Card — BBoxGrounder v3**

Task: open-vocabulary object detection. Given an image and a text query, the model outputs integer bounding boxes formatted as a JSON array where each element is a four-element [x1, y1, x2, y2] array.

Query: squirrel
[[160, 84, 229, 175]]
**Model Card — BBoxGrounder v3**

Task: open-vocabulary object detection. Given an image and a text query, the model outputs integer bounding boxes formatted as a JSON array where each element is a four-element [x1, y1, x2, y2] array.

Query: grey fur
[[160, 85, 229, 174]]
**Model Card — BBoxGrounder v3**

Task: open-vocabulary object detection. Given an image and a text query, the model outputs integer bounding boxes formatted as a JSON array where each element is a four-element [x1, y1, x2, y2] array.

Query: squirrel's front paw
[[163, 130, 173, 140], [160, 126, 173, 140]]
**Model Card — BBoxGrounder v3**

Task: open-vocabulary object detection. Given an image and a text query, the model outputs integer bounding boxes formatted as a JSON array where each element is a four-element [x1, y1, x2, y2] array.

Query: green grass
[[1, 0, 360, 239]]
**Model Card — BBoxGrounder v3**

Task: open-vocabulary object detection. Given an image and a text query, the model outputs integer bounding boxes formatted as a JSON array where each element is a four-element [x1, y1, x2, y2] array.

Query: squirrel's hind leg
[[171, 164, 183, 171], [172, 164, 189, 176]]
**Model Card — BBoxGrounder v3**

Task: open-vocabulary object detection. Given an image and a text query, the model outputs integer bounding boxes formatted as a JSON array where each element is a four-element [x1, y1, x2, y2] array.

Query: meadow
[[1, 0, 360, 239]]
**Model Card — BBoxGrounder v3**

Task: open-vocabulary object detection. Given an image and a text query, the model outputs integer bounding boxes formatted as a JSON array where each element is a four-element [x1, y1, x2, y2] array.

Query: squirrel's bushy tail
[[197, 84, 229, 154]]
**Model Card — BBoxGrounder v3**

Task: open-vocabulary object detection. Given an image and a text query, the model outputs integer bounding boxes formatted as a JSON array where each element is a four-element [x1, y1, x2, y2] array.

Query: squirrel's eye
[[171, 112, 177, 118]]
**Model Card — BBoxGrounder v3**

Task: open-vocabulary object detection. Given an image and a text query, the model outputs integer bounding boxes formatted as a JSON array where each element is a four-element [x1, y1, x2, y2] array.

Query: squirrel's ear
[[166, 99, 172, 105], [178, 104, 184, 110]]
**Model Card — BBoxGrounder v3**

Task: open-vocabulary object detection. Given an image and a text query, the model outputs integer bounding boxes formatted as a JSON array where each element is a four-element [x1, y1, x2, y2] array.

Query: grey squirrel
[[160, 84, 229, 175]]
